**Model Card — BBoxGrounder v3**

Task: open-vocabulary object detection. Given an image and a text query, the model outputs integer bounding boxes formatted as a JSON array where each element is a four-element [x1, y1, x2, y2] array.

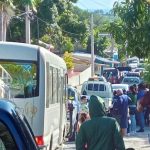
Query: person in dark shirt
[[116, 89, 131, 136]]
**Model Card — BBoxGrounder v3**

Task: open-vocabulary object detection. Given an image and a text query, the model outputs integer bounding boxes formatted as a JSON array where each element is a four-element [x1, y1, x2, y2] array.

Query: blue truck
[[0, 99, 39, 150]]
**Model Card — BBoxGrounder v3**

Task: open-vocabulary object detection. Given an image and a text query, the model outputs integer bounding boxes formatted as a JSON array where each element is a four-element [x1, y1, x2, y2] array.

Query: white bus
[[0, 42, 68, 150]]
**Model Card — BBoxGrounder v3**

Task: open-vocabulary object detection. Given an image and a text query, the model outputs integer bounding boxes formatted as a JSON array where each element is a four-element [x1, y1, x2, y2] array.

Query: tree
[[0, 0, 15, 41], [7, 0, 88, 53], [111, 0, 150, 58], [143, 59, 150, 84], [63, 51, 74, 70]]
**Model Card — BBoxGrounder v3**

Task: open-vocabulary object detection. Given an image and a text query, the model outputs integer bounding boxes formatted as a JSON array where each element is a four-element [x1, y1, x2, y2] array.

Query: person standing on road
[[116, 89, 131, 137], [128, 86, 137, 134], [76, 95, 125, 150], [136, 83, 145, 132]]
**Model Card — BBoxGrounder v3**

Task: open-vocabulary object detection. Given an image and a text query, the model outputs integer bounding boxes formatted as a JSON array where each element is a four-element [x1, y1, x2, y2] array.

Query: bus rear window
[[87, 84, 93, 90], [0, 61, 39, 98], [99, 84, 105, 91]]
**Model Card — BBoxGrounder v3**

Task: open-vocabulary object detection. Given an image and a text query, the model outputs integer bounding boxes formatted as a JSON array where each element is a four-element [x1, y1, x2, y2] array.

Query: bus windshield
[[0, 61, 39, 98]]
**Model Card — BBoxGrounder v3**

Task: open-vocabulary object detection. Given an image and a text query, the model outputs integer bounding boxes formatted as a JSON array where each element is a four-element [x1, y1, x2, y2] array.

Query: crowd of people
[[66, 83, 150, 150], [111, 83, 149, 136]]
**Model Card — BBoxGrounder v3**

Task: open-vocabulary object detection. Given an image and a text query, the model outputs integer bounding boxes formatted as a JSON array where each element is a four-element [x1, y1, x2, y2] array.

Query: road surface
[[62, 127, 150, 150]]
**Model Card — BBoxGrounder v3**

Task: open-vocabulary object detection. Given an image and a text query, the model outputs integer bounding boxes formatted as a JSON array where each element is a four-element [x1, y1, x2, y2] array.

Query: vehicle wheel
[[49, 134, 53, 150]]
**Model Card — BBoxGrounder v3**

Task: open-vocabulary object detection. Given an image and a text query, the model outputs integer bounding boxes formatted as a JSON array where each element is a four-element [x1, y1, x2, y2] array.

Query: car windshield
[[123, 78, 139, 84]]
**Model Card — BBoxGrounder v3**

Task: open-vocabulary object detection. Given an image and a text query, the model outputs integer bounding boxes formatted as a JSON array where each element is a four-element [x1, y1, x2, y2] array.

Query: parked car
[[81, 81, 113, 109], [112, 84, 129, 92], [121, 76, 141, 86], [0, 100, 39, 150], [126, 72, 140, 77]]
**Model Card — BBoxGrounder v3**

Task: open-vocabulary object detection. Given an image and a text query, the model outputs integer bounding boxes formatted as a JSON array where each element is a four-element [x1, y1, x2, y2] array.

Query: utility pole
[[1, 4, 3, 41], [111, 35, 114, 60], [125, 40, 128, 65], [91, 14, 94, 77], [25, 5, 30, 44]]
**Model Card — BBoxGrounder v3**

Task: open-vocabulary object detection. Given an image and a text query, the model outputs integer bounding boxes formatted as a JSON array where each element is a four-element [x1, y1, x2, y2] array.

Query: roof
[[72, 52, 120, 65]]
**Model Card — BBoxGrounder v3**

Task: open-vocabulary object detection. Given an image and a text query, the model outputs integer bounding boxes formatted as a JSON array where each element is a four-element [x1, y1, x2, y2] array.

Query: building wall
[[68, 66, 91, 86]]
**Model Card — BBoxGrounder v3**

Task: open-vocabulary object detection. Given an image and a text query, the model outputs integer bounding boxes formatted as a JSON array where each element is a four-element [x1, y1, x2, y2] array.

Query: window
[[0, 122, 18, 150], [46, 62, 50, 108], [99, 84, 105, 91], [46, 65, 53, 107], [57, 70, 61, 103], [52, 68, 57, 103], [49, 67, 53, 104], [0, 61, 39, 98], [88, 84, 93, 90], [93, 84, 99, 91]]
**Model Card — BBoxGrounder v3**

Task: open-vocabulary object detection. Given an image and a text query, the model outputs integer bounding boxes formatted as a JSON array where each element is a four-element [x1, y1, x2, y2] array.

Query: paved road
[[62, 127, 150, 150]]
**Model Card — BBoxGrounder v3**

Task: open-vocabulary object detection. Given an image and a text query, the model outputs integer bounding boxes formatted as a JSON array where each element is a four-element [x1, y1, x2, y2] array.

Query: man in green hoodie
[[76, 95, 125, 150]]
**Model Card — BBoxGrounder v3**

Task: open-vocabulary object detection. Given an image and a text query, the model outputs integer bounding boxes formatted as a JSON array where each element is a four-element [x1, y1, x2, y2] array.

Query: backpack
[[110, 98, 120, 116]]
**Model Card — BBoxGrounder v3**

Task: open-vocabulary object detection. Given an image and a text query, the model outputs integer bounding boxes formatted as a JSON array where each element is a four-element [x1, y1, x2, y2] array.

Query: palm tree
[[0, 0, 15, 41]]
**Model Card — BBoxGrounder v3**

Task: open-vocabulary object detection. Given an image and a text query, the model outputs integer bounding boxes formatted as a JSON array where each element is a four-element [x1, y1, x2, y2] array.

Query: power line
[[92, 0, 109, 8], [34, 15, 86, 36], [77, 1, 90, 10]]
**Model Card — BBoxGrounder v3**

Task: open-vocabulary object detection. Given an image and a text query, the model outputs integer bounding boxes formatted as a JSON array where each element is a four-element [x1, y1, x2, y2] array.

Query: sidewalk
[[124, 127, 150, 150]]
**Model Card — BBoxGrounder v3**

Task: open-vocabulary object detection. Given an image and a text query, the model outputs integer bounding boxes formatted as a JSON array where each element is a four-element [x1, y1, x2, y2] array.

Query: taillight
[[35, 136, 44, 146]]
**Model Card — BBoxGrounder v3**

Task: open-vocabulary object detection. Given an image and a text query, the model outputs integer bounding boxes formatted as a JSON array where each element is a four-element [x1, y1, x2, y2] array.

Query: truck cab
[[0, 100, 39, 150]]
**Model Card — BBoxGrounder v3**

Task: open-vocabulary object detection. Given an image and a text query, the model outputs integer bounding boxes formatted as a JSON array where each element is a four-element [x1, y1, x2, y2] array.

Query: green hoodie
[[76, 95, 125, 150]]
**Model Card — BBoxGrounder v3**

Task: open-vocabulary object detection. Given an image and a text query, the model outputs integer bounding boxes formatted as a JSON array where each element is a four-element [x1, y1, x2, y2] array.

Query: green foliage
[[111, 0, 150, 59], [7, 0, 88, 54], [143, 62, 150, 84], [6, 0, 115, 55], [63, 51, 74, 69]]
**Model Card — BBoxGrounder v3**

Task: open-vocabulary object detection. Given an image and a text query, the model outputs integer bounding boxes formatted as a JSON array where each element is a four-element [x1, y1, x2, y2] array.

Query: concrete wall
[[68, 66, 91, 86]]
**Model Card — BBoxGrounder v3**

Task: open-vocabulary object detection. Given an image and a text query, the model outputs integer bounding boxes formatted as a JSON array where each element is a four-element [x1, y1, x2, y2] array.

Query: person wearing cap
[[76, 95, 125, 150]]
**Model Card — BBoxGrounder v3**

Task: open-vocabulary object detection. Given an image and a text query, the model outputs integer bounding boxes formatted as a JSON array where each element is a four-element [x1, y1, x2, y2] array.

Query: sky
[[75, 0, 119, 11]]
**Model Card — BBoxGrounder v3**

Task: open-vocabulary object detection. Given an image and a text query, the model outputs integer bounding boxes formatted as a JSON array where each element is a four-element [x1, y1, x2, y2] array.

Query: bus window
[[57, 70, 61, 103], [46, 62, 50, 108], [52, 68, 57, 104], [0, 61, 39, 98], [88, 84, 93, 90], [49, 67, 53, 104], [99, 84, 105, 91], [93, 84, 99, 91]]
